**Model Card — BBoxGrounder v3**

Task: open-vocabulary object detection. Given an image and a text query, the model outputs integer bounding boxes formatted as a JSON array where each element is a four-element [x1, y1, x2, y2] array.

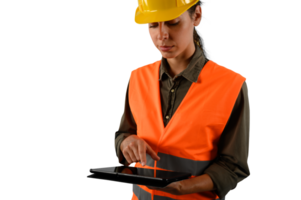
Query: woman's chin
[[160, 51, 176, 58]]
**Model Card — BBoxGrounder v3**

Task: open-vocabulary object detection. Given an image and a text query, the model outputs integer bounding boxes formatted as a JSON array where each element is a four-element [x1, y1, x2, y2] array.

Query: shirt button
[[166, 115, 170, 119], [171, 89, 175, 93]]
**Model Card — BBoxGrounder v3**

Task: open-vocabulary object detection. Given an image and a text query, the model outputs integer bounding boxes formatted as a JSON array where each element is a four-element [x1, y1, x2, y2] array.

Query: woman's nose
[[158, 22, 168, 39]]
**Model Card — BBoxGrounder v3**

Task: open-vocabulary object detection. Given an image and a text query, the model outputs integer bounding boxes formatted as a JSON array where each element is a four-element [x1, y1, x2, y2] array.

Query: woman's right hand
[[120, 134, 160, 166]]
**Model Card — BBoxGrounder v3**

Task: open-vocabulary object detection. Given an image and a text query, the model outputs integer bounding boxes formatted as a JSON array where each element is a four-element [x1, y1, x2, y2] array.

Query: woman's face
[[148, 7, 201, 59]]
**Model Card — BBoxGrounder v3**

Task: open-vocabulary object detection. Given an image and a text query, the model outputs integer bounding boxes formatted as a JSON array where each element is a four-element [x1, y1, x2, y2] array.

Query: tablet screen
[[86, 164, 191, 187]]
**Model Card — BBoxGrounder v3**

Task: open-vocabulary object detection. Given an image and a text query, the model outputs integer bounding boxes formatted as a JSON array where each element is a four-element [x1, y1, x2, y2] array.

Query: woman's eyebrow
[[167, 18, 179, 22]]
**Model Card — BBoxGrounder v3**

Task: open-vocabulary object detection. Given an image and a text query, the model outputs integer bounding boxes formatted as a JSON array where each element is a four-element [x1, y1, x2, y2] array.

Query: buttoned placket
[[165, 76, 182, 125]]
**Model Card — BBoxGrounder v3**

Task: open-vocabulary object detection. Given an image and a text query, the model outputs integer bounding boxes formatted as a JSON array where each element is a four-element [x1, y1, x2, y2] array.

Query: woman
[[114, 0, 250, 199]]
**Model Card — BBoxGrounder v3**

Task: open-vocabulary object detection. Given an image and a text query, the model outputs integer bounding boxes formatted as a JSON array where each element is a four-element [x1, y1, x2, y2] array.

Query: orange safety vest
[[128, 60, 246, 200]]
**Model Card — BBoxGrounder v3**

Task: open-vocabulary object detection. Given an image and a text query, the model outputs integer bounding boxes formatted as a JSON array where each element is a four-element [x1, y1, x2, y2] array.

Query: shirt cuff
[[204, 162, 238, 199]]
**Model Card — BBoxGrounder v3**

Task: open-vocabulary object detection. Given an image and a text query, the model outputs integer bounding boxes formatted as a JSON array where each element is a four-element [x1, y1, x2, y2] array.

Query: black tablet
[[87, 166, 191, 188]]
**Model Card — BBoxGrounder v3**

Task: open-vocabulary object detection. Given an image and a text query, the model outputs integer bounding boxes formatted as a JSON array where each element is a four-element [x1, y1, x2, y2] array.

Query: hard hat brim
[[134, 0, 198, 26]]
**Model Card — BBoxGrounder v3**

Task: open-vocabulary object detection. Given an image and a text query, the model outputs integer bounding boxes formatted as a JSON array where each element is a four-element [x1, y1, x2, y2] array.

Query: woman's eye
[[149, 22, 179, 28]]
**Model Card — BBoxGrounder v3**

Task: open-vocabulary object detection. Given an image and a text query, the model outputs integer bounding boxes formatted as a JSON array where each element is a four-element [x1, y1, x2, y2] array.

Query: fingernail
[[141, 162, 145, 166]]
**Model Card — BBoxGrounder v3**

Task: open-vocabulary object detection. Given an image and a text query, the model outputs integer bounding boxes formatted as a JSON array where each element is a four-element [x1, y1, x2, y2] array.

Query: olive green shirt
[[114, 44, 250, 199]]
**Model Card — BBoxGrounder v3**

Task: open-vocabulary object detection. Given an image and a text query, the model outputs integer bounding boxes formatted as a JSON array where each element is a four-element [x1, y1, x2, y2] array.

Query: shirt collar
[[159, 44, 208, 83]]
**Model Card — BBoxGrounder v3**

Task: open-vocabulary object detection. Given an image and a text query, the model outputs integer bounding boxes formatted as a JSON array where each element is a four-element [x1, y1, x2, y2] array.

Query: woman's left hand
[[145, 181, 183, 195]]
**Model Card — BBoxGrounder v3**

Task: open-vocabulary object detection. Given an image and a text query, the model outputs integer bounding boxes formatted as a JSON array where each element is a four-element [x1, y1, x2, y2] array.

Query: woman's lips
[[160, 46, 173, 51]]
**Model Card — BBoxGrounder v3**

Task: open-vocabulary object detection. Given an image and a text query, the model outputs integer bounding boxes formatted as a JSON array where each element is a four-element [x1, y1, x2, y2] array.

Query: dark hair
[[187, 0, 215, 60]]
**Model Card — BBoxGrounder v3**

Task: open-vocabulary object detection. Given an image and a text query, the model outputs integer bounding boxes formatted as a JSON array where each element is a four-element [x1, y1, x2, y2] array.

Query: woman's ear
[[193, 5, 202, 26]]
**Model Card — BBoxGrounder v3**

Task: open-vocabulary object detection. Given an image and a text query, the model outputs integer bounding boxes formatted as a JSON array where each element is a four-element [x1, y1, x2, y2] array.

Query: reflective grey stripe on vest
[[146, 152, 213, 176], [133, 184, 225, 200], [139, 153, 222, 200]]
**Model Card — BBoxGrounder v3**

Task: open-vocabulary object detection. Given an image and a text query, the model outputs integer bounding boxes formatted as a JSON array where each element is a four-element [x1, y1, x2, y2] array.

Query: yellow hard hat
[[135, 0, 199, 24]]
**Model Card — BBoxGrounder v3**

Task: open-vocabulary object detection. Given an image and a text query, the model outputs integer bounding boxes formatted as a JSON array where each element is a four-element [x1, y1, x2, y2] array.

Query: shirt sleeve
[[114, 79, 137, 166], [203, 81, 250, 199]]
